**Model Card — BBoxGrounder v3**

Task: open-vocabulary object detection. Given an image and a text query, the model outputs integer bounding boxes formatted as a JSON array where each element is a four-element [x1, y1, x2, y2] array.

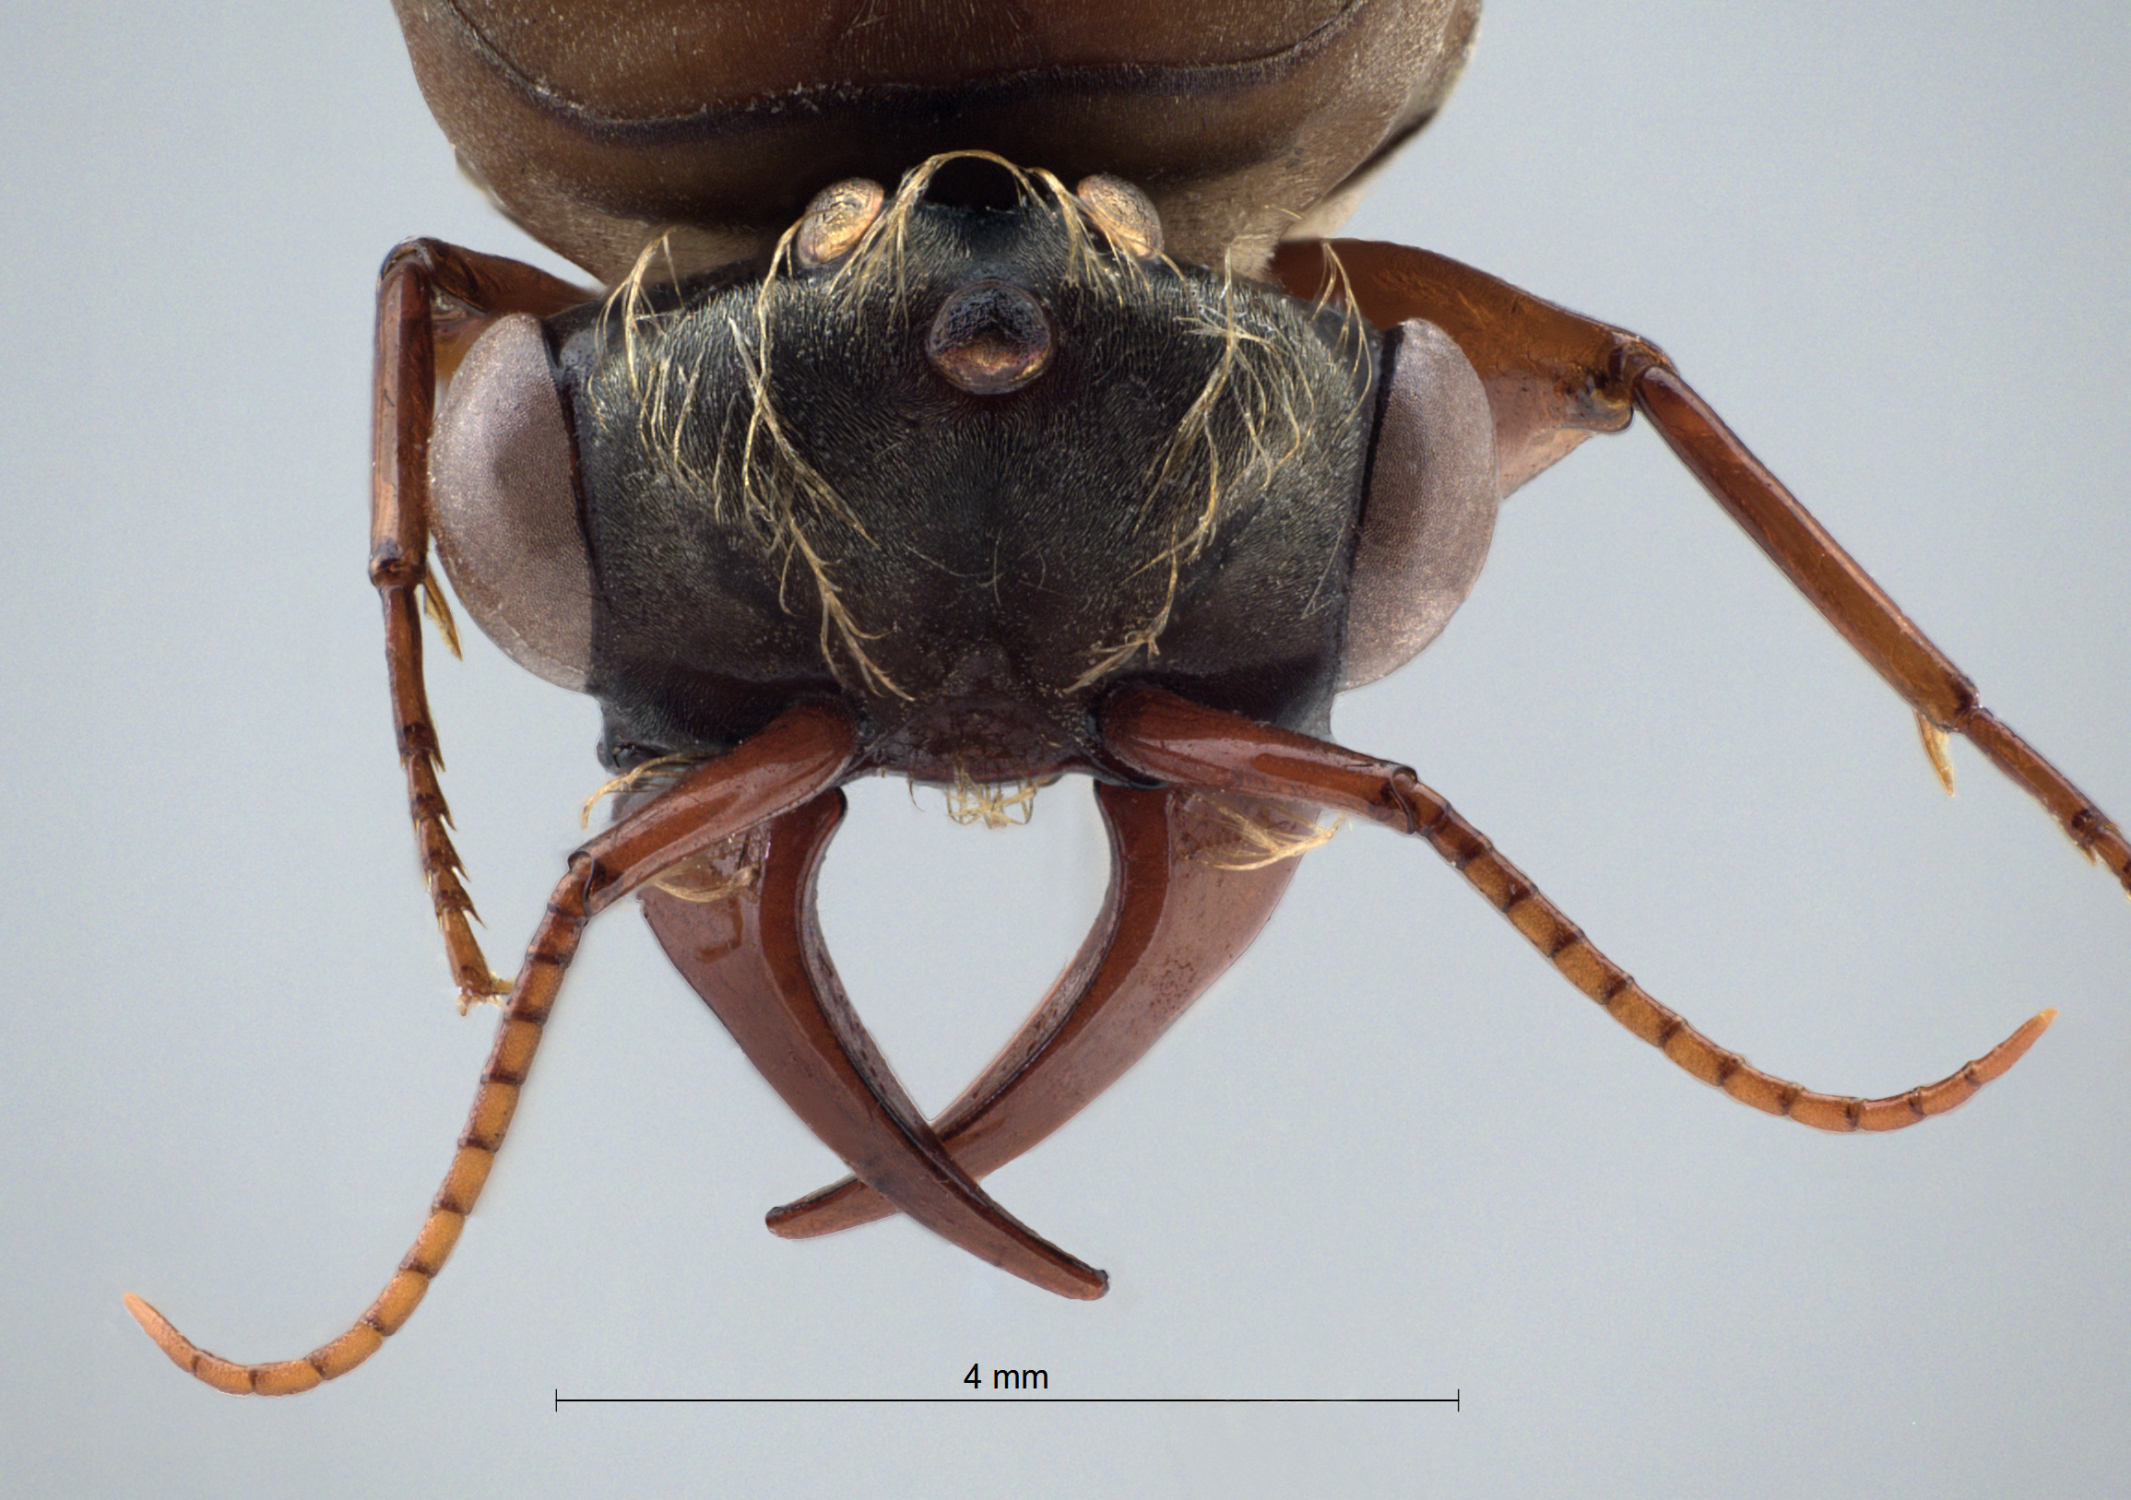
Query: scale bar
[[556, 1390, 1460, 1409]]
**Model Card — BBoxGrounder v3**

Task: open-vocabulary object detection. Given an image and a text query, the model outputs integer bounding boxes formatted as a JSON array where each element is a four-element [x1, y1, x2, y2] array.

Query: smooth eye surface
[[926, 278, 1054, 395], [428, 312, 595, 691], [1340, 318, 1499, 688]]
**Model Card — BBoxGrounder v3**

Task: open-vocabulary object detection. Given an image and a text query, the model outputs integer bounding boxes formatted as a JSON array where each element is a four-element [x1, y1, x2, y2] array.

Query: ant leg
[[1628, 363, 2131, 893], [1274, 238, 2130, 895], [1272, 239, 1648, 499], [370, 240, 593, 1010]]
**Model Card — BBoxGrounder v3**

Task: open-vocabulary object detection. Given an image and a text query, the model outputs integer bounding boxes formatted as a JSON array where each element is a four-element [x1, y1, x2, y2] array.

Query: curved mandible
[[639, 793, 1109, 1299], [765, 781, 1311, 1239]]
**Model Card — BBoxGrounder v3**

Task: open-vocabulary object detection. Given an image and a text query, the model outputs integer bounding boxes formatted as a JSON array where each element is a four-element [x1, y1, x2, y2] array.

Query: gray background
[[4, 2, 2126, 1495]]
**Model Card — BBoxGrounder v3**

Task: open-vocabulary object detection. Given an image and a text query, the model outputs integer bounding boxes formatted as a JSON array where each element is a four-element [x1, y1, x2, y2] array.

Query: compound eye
[[927, 279, 1054, 395], [795, 178, 886, 267], [1074, 174, 1163, 261], [429, 314, 594, 691], [1341, 320, 1499, 688]]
